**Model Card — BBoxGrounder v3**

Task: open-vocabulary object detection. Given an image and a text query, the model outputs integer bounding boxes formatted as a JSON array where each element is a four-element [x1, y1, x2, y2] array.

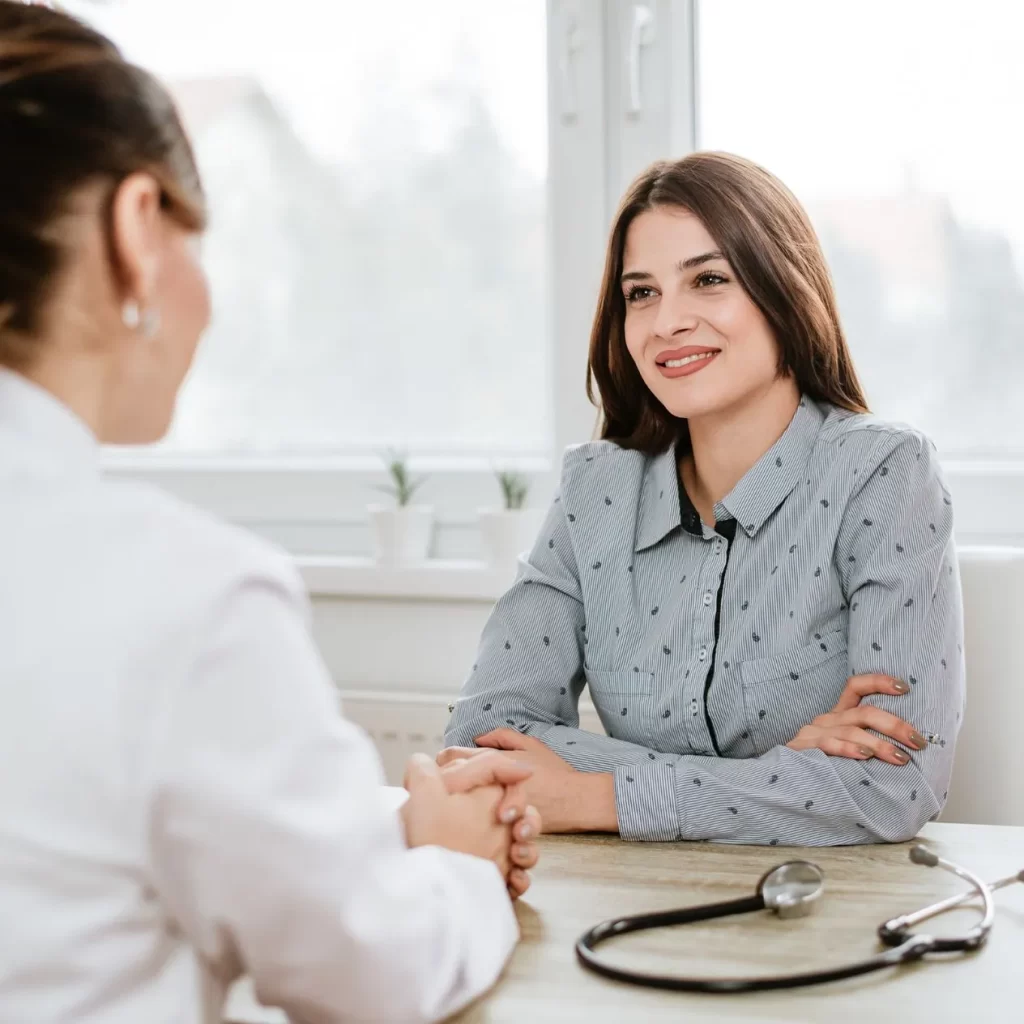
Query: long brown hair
[[0, 0, 206, 366], [587, 152, 869, 452]]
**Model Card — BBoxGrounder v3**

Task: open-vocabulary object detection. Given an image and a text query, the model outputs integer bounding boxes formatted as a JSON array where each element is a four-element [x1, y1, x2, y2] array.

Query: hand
[[401, 754, 515, 883], [439, 730, 616, 833], [786, 673, 928, 765], [439, 750, 541, 899]]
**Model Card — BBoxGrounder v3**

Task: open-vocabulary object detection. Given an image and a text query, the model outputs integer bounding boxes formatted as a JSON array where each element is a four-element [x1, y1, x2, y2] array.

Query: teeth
[[664, 352, 715, 368]]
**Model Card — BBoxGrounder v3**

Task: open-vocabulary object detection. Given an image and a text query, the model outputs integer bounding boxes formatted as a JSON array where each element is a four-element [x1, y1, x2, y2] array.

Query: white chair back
[[943, 546, 1024, 826]]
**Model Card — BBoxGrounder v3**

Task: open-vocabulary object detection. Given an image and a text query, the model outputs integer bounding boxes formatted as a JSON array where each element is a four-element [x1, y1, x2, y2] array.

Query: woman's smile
[[655, 344, 721, 378]]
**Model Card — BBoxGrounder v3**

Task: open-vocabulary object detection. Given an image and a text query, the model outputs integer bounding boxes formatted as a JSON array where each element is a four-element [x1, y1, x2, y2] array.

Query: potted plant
[[478, 470, 546, 571], [368, 451, 434, 564]]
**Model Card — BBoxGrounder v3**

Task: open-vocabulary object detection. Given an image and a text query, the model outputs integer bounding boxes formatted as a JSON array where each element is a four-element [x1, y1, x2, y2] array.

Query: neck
[[21, 349, 110, 442], [681, 377, 801, 521]]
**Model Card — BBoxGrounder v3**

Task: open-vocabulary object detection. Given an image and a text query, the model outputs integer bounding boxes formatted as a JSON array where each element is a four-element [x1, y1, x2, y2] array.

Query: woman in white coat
[[0, 3, 540, 1022]]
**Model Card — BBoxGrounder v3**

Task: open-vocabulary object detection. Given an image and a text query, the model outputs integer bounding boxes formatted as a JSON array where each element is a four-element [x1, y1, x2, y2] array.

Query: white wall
[[303, 561, 604, 783]]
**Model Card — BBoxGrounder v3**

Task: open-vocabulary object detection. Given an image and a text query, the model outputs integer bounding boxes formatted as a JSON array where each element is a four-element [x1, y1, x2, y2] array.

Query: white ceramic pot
[[478, 507, 547, 571], [368, 505, 434, 564]]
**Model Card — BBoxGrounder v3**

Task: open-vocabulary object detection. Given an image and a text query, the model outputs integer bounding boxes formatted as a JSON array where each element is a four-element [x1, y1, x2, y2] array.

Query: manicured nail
[[858, 747, 873, 758], [892, 749, 909, 764], [502, 807, 519, 824], [892, 680, 910, 693], [514, 844, 531, 860], [517, 823, 534, 840], [909, 731, 927, 749]]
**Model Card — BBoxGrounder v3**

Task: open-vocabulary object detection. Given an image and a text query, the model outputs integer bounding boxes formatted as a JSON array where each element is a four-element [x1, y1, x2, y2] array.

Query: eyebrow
[[620, 250, 726, 284]]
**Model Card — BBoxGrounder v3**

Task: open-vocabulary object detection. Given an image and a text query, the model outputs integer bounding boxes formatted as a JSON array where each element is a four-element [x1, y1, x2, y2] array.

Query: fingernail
[[859, 747, 873, 758], [910, 731, 927, 749], [514, 844, 531, 859], [502, 808, 519, 824], [517, 823, 534, 840], [892, 749, 909, 764], [892, 679, 910, 693]]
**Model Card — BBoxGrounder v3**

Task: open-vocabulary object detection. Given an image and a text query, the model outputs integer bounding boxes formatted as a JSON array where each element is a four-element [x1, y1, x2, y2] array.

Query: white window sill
[[296, 556, 513, 602]]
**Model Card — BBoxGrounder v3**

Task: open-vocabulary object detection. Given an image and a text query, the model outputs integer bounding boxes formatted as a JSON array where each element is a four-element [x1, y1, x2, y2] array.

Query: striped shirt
[[445, 398, 965, 845]]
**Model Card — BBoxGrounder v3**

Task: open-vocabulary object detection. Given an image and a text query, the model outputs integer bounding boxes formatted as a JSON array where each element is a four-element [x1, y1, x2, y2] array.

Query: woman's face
[[620, 205, 783, 422]]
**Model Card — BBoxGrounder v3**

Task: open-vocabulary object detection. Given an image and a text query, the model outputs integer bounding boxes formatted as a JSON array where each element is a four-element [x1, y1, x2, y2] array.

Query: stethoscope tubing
[[576, 931, 934, 993]]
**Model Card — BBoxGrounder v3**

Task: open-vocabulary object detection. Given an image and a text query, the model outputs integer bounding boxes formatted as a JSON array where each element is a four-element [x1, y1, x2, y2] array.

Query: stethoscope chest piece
[[759, 860, 825, 919]]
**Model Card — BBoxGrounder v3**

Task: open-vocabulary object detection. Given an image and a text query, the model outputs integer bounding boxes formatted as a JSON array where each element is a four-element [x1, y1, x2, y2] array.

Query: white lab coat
[[0, 368, 517, 1024]]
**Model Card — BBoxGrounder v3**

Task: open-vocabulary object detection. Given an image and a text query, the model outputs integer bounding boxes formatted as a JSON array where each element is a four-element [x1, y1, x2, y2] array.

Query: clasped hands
[[400, 750, 542, 899]]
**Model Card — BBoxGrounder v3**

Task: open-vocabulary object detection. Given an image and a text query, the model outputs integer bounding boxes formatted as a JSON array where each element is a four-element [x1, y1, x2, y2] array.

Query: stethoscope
[[576, 845, 1024, 992]]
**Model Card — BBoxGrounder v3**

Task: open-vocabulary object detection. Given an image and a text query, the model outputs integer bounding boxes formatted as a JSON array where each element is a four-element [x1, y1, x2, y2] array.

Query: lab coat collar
[[0, 367, 99, 474]]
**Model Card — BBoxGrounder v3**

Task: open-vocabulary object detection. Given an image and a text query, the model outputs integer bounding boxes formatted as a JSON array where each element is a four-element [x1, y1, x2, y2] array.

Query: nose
[[652, 288, 699, 340]]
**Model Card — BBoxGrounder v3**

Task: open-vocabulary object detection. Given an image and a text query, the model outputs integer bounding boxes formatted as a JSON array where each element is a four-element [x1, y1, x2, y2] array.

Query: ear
[[108, 173, 163, 307]]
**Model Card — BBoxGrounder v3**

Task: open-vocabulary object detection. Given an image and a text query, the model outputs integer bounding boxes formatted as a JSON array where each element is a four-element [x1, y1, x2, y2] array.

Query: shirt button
[[703, 593, 713, 606], [698, 647, 707, 661]]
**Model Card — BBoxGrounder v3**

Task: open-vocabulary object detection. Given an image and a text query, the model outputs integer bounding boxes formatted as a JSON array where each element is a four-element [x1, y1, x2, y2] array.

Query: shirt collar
[[0, 367, 99, 473], [635, 442, 685, 552], [716, 397, 824, 539], [634, 397, 825, 551]]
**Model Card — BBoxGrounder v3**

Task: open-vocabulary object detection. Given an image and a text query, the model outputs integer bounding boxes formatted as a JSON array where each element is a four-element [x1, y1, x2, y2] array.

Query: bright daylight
[[1, 2, 1022, 1024]]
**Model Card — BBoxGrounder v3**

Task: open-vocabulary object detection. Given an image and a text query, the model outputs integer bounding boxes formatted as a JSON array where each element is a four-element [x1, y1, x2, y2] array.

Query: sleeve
[[444, 488, 659, 769], [146, 570, 518, 1024], [604, 430, 964, 845]]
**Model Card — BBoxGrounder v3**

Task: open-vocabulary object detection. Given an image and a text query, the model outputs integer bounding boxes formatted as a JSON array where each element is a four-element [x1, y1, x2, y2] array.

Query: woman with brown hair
[[0, 3, 541, 1021], [444, 152, 964, 846]]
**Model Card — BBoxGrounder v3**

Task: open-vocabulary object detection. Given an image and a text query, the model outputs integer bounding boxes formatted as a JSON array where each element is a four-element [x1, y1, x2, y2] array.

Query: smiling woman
[[443, 152, 965, 848], [590, 152, 868, 454]]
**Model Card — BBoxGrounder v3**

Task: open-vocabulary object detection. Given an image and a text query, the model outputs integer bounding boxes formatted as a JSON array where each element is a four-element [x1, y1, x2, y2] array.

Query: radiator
[[339, 690, 603, 785]]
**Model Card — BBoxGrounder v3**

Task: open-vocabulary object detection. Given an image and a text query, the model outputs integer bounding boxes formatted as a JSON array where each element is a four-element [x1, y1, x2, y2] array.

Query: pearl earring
[[122, 300, 160, 339], [122, 300, 141, 330]]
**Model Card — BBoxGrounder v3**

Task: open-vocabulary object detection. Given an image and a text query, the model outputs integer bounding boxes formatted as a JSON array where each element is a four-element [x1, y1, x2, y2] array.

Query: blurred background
[[70, 0, 1024, 462]]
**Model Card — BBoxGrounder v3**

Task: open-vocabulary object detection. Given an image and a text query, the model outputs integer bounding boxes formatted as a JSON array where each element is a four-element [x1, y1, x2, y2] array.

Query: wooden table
[[451, 822, 1024, 1023]]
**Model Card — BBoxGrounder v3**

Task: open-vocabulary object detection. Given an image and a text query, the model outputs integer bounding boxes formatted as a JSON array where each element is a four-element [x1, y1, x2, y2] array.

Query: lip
[[655, 345, 720, 379]]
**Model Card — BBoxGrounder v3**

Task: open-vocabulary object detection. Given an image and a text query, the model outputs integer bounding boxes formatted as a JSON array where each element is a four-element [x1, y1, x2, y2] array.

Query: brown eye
[[694, 271, 728, 287], [625, 285, 656, 304]]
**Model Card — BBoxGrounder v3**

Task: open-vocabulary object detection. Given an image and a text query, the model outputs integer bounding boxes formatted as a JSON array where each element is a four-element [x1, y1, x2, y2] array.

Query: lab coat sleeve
[[146, 567, 518, 1024]]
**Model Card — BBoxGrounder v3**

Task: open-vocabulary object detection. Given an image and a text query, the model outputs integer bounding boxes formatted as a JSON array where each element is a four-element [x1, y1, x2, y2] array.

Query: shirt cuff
[[613, 762, 682, 841]]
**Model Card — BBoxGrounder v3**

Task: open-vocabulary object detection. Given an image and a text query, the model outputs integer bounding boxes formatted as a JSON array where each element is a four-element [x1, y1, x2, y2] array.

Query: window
[[78, 0, 1024, 551], [699, 0, 1024, 455], [71, 0, 550, 457]]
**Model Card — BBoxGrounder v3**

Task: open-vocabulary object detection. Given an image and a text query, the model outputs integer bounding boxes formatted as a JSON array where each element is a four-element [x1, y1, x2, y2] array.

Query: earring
[[122, 300, 160, 339], [121, 300, 141, 330]]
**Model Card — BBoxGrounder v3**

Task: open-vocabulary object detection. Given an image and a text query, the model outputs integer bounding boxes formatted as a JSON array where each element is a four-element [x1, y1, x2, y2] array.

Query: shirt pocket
[[584, 667, 655, 745], [739, 631, 849, 755]]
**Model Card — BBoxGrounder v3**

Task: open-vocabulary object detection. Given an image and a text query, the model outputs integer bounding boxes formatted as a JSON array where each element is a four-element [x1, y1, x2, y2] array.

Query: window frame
[[102, 0, 1024, 554]]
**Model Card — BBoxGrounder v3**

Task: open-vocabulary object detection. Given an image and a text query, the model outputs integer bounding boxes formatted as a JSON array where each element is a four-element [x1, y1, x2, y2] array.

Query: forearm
[[448, 702, 677, 773], [153, 585, 519, 1024], [616, 743, 944, 844]]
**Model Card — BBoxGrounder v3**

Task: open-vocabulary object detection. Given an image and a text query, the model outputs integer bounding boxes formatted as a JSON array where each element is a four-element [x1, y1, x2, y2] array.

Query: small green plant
[[497, 470, 529, 511], [378, 450, 425, 507]]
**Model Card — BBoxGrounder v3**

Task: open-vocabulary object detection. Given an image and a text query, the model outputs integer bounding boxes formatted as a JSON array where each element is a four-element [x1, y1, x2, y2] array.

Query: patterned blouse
[[445, 399, 964, 845]]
